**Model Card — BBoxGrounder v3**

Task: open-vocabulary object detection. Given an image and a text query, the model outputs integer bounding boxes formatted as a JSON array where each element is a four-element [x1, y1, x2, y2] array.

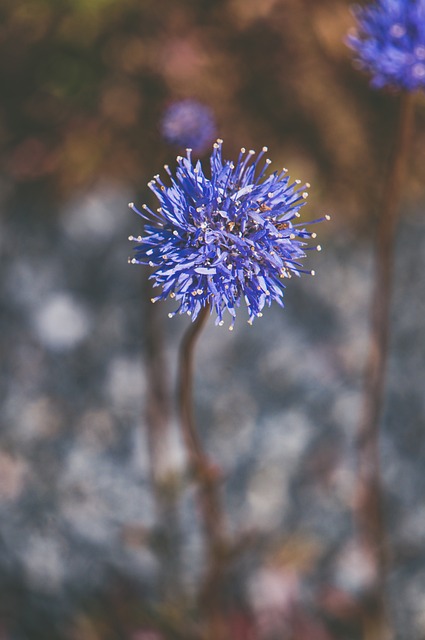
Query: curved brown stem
[[143, 272, 171, 482], [356, 91, 415, 639], [178, 304, 211, 468], [177, 303, 228, 639]]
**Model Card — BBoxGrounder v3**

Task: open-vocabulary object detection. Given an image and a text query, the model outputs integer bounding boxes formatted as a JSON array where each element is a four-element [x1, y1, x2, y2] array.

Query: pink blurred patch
[[129, 631, 164, 640], [8, 137, 58, 180]]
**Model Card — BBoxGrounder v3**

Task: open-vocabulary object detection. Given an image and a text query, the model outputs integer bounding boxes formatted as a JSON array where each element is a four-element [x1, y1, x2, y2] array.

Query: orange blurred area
[[1, 0, 424, 225]]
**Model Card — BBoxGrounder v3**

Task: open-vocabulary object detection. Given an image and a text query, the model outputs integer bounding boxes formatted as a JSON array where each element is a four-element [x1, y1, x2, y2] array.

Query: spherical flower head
[[129, 140, 328, 328], [347, 0, 425, 91], [161, 99, 216, 154]]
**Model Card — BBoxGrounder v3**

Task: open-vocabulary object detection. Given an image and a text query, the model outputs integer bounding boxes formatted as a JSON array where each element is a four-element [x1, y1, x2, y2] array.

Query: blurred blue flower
[[161, 99, 216, 153], [347, 0, 425, 90], [129, 140, 327, 328]]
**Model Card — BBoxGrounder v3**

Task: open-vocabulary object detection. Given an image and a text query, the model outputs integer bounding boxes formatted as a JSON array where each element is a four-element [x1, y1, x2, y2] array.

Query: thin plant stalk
[[140, 151, 172, 486], [142, 272, 184, 601], [356, 91, 415, 640], [177, 303, 228, 640], [143, 271, 171, 483]]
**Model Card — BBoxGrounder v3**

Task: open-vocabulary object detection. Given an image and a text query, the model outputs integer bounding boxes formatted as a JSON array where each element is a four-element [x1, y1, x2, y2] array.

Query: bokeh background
[[1, 0, 425, 638]]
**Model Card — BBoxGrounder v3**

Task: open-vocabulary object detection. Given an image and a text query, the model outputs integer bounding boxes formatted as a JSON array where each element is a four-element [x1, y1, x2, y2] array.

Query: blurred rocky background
[[1, 0, 425, 638]]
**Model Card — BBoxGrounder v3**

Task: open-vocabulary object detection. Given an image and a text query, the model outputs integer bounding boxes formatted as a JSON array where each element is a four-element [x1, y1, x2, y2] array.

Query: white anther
[[311, 232, 317, 238], [311, 270, 316, 276], [390, 23, 405, 38], [325, 214, 331, 221], [170, 292, 175, 298], [168, 313, 173, 318], [262, 146, 268, 152], [128, 235, 134, 241], [173, 230, 179, 236], [316, 245, 322, 251], [128, 202, 134, 209], [302, 192, 309, 199], [413, 63, 425, 78], [415, 45, 425, 60]]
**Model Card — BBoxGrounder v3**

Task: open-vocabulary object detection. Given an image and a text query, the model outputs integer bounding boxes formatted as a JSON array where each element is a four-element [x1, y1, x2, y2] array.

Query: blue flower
[[129, 140, 327, 328], [347, 0, 425, 90], [161, 99, 216, 153]]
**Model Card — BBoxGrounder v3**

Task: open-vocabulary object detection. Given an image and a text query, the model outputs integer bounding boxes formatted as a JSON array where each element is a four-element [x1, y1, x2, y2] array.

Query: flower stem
[[356, 91, 415, 639], [177, 304, 227, 639], [143, 272, 171, 483], [177, 304, 211, 468], [143, 271, 191, 607]]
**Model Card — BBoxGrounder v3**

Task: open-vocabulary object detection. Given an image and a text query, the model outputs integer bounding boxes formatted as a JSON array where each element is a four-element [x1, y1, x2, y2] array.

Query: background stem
[[143, 272, 171, 483], [142, 272, 183, 600], [356, 91, 415, 640]]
